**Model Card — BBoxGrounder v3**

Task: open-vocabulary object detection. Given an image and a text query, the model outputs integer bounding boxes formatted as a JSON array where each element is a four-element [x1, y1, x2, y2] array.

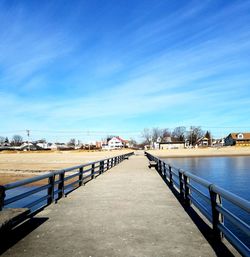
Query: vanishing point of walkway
[[1, 153, 237, 257]]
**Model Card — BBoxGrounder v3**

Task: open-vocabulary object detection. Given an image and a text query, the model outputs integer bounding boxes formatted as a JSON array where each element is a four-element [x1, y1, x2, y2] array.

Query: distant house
[[159, 141, 185, 149], [224, 133, 250, 146], [36, 142, 50, 150], [108, 137, 123, 149], [197, 137, 209, 147], [19, 142, 37, 151], [48, 143, 73, 150], [102, 136, 128, 150]]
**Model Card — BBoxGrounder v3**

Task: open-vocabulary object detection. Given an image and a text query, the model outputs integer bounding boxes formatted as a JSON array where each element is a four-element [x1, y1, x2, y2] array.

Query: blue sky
[[0, 0, 250, 142]]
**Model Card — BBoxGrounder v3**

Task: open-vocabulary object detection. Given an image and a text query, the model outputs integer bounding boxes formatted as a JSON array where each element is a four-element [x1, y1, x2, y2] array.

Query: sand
[[148, 146, 250, 158], [0, 150, 132, 184]]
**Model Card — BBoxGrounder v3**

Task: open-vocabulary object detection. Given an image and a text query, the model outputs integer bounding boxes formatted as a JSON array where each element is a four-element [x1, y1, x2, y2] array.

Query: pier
[[0, 152, 248, 256]]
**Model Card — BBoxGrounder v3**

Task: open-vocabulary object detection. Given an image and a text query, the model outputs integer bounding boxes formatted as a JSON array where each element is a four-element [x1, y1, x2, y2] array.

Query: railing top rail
[[3, 152, 134, 190], [4, 172, 53, 190], [211, 184, 250, 212], [183, 170, 212, 188]]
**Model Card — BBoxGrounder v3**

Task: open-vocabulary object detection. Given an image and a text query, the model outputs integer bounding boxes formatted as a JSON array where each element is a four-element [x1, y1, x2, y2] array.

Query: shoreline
[[147, 146, 250, 158]]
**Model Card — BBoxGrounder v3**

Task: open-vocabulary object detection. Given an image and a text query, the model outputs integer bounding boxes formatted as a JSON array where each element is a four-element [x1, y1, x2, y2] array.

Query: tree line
[[0, 135, 24, 146], [141, 126, 212, 146]]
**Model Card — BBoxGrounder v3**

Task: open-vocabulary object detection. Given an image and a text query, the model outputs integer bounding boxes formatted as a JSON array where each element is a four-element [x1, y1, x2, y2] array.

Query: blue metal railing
[[145, 152, 250, 257], [0, 152, 134, 218]]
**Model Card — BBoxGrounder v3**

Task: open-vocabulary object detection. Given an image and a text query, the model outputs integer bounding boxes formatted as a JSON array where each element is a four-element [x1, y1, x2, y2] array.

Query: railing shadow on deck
[[0, 217, 49, 255], [145, 152, 250, 257]]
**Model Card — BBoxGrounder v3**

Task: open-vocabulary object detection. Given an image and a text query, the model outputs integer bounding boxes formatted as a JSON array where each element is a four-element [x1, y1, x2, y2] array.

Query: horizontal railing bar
[[187, 184, 211, 204], [211, 185, 250, 213], [183, 171, 212, 188], [4, 184, 51, 205], [83, 173, 93, 180], [218, 223, 250, 257], [83, 167, 92, 173], [4, 173, 52, 190], [216, 205, 250, 237], [54, 179, 62, 185], [53, 189, 62, 195], [64, 180, 81, 190], [188, 195, 212, 222], [24, 195, 50, 209], [64, 172, 80, 181], [171, 171, 179, 178]]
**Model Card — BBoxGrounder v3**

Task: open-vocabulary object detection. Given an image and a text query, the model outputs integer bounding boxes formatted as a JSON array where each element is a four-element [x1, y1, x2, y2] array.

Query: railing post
[[178, 169, 184, 199], [158, 160, 162, 175], [91, 163, 95, 179], [104, 160, 107, 172], [169, 165, 173, 187], [79, 167, 83, 186], [107, 159, 109, 170], [100, 161, 104, 174], [58, 172, 65, 200], [0, 186, 5, 211], [163, 163, 166, 178], [183, 173, 191, 206], [209, 187, 223, 240], [47, 175, 55, 205]]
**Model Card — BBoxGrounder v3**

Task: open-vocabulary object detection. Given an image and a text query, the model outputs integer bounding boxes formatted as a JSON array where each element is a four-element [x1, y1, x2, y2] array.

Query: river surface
[[163, 156, 250, 248]]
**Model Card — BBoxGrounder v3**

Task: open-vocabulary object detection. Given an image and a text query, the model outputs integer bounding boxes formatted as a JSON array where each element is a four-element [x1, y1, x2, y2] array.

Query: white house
[[108, 137, 123, 149]]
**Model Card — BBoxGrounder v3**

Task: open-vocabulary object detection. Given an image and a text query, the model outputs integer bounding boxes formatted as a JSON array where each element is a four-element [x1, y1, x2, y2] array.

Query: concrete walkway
[[1, 154, 236, 257]]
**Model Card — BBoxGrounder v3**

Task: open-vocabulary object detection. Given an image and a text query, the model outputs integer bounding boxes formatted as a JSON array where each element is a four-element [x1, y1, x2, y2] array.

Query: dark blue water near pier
[[163, 156, 250, 248], [163, 156, 250, 200]]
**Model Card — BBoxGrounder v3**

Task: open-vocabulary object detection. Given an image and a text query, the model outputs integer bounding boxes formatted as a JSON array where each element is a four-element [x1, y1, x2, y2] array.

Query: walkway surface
[[1, 153, 237, 257]]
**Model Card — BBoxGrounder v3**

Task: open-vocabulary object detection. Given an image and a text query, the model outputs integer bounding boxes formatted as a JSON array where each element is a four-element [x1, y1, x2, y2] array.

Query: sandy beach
[[0, 150, 132, 184], [148, 146, 250, 158]]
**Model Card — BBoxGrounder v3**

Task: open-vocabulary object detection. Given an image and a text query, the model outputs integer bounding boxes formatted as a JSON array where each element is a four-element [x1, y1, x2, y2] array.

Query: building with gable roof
[[224, 133, 250, 146]]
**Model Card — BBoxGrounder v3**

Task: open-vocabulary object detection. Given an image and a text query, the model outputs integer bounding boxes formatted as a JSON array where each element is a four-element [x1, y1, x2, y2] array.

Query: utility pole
[[26, 130, 30, 151]]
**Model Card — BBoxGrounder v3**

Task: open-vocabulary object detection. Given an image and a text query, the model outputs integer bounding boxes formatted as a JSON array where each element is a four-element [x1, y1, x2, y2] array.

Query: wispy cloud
[[0, 1, 250, 141]]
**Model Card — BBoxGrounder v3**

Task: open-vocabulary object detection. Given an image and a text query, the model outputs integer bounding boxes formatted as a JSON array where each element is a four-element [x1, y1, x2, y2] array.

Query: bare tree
[[151, 127, 162, 142], [188, 126, 204, 146], [162, 128, 171, 141], [0, 136, 5, 144], [141, 128, 151, 145], [11, 135, 23, 146], [67, 138, 76, 147], [172, 126, 186, 141]]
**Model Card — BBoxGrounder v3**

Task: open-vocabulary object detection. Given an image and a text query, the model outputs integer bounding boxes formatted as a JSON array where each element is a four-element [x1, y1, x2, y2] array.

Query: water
[[163, 156, 250, 200], [4, 186, 73, 213], [163, 156, 250, 248]]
